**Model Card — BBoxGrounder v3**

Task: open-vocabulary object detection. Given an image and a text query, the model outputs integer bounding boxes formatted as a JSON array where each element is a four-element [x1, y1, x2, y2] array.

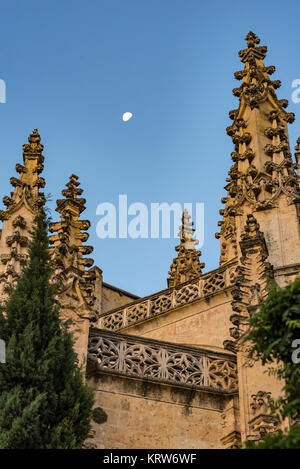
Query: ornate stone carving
[[151, 292, 173, 315], [224, 215, 273, 352], [217, 32, 300, 265], [203, 270, 226, 295], [99, 262, 236, 332], [295, 137, 300, 177], [207, 358, 238, 391], [127, 301, 148, 326], [0, 130, 45, 299], [102, 311, 124, 331], [88, 329, 238, 392], [167, 209, 204, 288], [175, 283, 200, 306], [247, 391, 280, 441], [49, 175, 99, 323]]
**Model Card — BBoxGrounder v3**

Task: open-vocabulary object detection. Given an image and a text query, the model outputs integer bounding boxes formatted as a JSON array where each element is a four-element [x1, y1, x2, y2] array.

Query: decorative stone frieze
[[98, 261, 236, 332], [88, 329, 238, 393]]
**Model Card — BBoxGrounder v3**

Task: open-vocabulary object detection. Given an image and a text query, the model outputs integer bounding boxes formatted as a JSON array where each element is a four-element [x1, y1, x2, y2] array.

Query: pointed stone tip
[[238, 30, 267, 63], [182, 208, 190, 220], [61, 174, 83, 200], [245, 30, 260, 46], [28, 128, 41, 143]]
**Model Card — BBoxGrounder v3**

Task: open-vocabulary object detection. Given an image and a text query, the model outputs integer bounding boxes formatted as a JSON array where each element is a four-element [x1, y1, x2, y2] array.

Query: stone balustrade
[[98, 262, 237, 332], [88, 328, 238, 393]]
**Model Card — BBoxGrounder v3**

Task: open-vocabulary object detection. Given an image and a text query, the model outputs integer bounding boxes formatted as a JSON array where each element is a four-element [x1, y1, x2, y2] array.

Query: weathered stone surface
[[0, 31, 299, 450], [86, 373, 236, 449], [0, 129, 45, 301]]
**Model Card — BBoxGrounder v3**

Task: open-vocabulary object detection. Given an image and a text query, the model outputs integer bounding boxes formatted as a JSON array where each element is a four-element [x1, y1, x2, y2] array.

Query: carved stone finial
[[49, 175, 98, 322], [57, 174, 86, 215], [23, 128, 44, 156], [238, 30, 267, 64], [178, 209, 199, 250], [167, 210, 204, 288], [245, 31, 261, 47]]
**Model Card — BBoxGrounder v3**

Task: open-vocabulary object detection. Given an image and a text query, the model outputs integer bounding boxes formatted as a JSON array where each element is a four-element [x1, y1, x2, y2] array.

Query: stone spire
[[167, 209, 204, 288], [0, 129, 46, 298], [216, 32, 300, 270], [49, 175, 98, 315], [49, 174, 101, 364]]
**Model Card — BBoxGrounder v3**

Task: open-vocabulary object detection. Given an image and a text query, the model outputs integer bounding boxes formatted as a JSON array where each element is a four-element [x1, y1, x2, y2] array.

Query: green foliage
[[248, 278, 300, 366], [245, 425, 300, 449], [92, 407, 107, 424], [0, 210, 94, 449], [245, 278, 300, 449]]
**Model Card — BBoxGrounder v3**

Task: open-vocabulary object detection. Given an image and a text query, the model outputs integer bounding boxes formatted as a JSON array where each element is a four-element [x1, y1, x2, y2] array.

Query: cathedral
[[1, 31, 300, 449]]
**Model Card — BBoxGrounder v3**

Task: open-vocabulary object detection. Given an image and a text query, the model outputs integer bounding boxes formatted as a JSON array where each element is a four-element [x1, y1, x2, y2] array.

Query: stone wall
[[122, 290, 233, 352], [101, 282, 139, 314], [87, 373, 236, 449]]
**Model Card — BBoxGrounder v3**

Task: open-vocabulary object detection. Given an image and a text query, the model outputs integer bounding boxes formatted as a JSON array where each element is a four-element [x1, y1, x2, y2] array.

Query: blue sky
[[0, 0, 299, 297]]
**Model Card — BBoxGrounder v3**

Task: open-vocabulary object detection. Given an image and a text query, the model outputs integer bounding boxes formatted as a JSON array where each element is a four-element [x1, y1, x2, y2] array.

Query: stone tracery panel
[[150, 293, 173, 315], [102, 311, 124, 331], [98, 263, 236, 332], [88, 330, 238, 392], [126, 302, 148, 326], [175, 283, 200, 306], [203, 271, 226, 296], [207, 358, 238, 391]]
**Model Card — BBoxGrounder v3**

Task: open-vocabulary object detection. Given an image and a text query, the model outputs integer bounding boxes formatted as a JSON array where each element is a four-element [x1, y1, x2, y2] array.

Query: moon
[[122, 112, 133, 122]]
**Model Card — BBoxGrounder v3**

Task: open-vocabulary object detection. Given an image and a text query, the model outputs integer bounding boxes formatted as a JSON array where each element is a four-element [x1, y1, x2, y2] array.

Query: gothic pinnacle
[[56, 174, 86, 215], [0, 130, 46, 297], [0, 129, 45, 222], [238, 31, 267, 64], [167, 209, 204, 288], [23, 128, 44, 158], [178, 208, 198, 250], [49, 174, 97, 321], [216, 33, 299, 266], [49, 174, 93, 273]]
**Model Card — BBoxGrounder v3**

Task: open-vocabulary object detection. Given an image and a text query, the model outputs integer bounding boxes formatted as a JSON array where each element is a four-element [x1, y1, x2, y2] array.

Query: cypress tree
[[0, 209, 94, 449]]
